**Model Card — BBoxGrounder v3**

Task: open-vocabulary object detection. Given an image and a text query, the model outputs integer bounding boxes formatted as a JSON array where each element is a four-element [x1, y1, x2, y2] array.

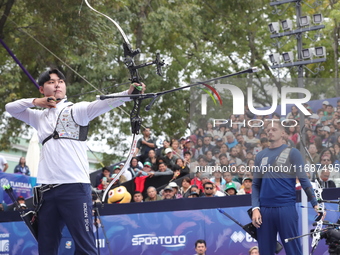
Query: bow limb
[[299, 125, 324, 254], [101, 134, 139, 202], [84, 0, 142, 84], [84, 0, 131, 46]]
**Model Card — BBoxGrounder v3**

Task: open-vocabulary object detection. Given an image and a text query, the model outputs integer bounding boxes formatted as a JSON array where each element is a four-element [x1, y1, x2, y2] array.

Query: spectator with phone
[[97, 168, 112, 190]]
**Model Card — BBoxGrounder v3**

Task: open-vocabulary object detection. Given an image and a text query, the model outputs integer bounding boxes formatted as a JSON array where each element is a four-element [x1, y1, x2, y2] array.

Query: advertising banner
[[0, 202, 337, 255], [0, 172, 36, 205]]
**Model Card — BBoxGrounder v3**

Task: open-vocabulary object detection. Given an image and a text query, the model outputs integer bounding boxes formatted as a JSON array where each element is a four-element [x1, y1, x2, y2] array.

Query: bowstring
[[78, 0, 84, 16]]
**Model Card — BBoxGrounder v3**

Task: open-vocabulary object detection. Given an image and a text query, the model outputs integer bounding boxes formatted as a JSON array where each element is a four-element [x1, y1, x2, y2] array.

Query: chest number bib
[[42, 105, 89, 145]]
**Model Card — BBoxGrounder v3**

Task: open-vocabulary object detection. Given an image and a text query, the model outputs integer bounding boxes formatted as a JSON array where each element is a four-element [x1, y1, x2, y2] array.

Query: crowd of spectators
[[96, 99, 340, 202], [3, 100, 340, 205]]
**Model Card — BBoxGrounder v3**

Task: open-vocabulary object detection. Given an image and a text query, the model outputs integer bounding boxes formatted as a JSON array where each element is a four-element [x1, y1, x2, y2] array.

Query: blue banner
[[0, 202, 337, 254], [0, 172, 36, 205]]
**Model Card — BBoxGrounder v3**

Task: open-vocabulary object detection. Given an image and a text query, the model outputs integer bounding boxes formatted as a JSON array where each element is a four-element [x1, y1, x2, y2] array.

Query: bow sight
[[123, 43, 164, 82], [122, 41, 165, 134]]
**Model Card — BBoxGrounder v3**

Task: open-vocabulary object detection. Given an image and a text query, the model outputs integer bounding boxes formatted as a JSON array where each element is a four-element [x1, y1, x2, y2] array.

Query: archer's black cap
[[38, 69, 66, 86], [17, 196, 25, 201]]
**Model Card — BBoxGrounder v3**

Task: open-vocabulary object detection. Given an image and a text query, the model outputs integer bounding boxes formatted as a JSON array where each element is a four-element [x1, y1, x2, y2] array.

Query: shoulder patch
[[261, 157, 268, 166]]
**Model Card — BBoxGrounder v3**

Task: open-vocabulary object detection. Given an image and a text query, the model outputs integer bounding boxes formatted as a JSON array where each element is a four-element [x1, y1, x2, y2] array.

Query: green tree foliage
[[0, 0, 338, 167]]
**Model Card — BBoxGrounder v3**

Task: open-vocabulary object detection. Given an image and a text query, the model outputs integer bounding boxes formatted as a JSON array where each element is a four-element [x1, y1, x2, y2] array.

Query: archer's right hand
[[33, 97, 58, 108], [252, 208, 262, 228]]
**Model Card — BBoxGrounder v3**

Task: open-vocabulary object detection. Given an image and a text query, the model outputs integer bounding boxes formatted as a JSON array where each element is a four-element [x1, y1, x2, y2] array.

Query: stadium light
[[282, 51, 294, 62], [268, 22, 280, 33], [281, 19, 293, 30], [299, 16, 311, 27], [312, 14, 323, 24], [314, 46, 326, 57], [269, 53, 281, 64]]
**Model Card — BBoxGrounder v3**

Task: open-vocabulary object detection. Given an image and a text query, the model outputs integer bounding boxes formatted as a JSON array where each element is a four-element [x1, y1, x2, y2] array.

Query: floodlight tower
[[268, 0, 326, 156]]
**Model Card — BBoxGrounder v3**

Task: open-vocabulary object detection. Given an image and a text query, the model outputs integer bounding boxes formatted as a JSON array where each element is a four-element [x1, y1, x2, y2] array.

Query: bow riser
[[310, 178, 324, 254]]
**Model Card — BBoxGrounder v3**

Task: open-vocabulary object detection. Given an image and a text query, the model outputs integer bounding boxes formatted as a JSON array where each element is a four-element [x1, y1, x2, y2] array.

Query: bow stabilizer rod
[[99, 66, 258, 111]]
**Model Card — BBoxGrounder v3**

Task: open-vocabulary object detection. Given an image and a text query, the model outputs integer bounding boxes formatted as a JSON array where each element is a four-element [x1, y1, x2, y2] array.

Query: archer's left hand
[[128, 82, 146, 94], [314, 205, 326, 221]]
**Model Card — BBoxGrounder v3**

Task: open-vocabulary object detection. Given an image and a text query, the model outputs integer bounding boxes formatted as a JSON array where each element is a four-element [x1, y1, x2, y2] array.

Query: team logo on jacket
[[65, 241, 72, 249]]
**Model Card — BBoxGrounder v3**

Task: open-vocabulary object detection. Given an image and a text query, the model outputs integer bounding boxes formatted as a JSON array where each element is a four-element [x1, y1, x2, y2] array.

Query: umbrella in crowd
[[25, 131, 40, 177]]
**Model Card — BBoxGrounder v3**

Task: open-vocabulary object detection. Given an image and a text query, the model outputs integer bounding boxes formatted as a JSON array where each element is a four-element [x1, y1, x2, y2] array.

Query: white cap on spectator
[[242, 177, 253, 183], [165, 148, 173, 154], [322, 100, 330, 105], [321, 126, 330, 132], [309, 114, 319, 119], [336, 119, 340, 124], [169, 182, 179, 188]]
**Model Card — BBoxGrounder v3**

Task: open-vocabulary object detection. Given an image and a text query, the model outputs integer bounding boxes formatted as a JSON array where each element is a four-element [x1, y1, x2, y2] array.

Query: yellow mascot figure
[[107, 186, 131, 204]]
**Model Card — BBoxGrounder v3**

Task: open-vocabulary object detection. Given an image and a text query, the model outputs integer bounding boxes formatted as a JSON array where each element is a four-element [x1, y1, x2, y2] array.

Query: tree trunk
[[0, 0, 15, 38]]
